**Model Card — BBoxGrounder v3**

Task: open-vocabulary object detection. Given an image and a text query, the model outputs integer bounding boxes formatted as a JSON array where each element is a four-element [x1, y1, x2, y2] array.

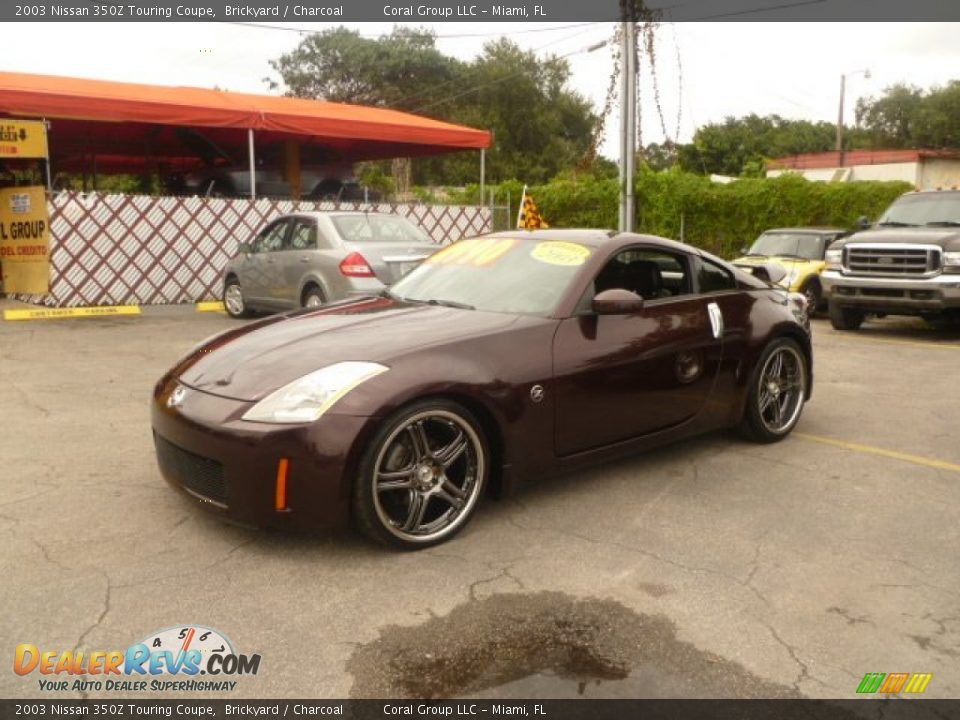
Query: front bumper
[[821, 270, 960, 312], [151, 374, 376, 531]]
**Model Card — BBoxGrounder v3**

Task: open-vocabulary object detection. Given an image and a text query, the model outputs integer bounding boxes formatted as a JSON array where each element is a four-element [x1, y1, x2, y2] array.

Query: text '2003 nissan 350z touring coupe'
[[152, 230, 813, 549]]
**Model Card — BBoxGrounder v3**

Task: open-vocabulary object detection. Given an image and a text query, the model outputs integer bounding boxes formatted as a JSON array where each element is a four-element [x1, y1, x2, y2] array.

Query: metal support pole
[[618, 23, 628, 232], [247, 128, 257, 199], [480, 148, 485, 208], [42, 118, 52, 192], [624, 20, 637, 233]]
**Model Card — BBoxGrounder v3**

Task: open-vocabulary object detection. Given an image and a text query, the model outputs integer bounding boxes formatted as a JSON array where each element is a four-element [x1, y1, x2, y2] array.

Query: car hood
[[175, 296, 521, 401], [841, 227, 960, 249]]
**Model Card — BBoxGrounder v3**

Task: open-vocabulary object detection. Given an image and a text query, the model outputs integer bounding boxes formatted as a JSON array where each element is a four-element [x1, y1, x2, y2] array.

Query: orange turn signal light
[[275, 458, 290, 512]]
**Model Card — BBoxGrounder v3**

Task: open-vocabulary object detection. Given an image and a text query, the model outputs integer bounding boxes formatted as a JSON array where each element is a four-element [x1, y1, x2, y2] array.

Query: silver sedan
[[222, 212, 439, 318]]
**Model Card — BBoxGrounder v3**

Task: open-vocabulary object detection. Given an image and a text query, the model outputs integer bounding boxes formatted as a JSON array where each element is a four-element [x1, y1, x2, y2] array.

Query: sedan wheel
[[223, 280, 251, 319], [740, 339, 807, 443], [354, 402, 487, 549]]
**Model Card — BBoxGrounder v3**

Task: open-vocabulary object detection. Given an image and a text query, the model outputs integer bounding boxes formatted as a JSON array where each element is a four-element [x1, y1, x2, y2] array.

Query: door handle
[[299, 257, 310, 264], [707, 302, 724, 339]]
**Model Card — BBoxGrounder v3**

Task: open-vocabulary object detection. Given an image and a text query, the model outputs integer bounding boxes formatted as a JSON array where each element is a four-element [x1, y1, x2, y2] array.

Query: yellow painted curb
[[3, 305, 142, 321], [196, 301, 226, 313]]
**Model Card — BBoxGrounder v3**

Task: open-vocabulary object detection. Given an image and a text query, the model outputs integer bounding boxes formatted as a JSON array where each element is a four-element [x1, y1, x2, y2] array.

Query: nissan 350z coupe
[[152, 230, 813, 549]]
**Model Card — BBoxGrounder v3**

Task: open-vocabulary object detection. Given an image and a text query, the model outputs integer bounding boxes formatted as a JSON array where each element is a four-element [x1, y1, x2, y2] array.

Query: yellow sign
[[0, 120, 49, 159], [530, 241, 591, 266], [0, 186, 51, 294], [425, 238, 517, 267]]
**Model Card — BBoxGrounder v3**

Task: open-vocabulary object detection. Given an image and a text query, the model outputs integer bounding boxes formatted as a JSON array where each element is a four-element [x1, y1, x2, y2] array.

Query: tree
[[268, 28, 597, 187], [855, 80, 960, 150]]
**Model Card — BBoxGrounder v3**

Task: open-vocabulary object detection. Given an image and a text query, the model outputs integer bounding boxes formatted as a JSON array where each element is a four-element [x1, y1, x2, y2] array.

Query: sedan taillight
[[339, 252, 375, 278]]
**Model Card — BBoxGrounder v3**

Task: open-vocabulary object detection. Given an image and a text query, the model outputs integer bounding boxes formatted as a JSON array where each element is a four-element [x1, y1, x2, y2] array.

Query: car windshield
[[877, 192, 960, 226], [747, 232, 825, 260], [331, 214, 430, 243], [388, 237, 593, 315]]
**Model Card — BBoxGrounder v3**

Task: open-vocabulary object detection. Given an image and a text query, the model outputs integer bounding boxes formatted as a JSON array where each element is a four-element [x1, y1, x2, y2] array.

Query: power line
[[385, 23, 611, 110], [410, 36, 612, 115], [225, 20, 602, 40]]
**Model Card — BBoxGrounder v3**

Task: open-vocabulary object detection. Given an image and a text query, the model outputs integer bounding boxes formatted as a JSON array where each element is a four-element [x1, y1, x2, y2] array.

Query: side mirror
[[856, 215, 871, 231], [592, 288, 644, 315], [238, 242, 253, 255], [740, 246, 749, 255]]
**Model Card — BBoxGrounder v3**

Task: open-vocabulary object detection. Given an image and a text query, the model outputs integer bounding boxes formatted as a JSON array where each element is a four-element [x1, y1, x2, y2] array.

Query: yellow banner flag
[[0, 120, 49, 159], [0, 186, 51, 294], [517, 188, 549, 230]]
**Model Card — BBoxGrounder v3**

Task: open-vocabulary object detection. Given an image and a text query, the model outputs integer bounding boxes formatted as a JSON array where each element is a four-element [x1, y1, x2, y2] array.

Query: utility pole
[[835, 74, 846, 167], [619, 18, 637, 232]]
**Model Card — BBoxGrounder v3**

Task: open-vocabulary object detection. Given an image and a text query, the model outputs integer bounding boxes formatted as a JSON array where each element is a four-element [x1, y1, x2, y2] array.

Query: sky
[[3, 21, 959, 161]]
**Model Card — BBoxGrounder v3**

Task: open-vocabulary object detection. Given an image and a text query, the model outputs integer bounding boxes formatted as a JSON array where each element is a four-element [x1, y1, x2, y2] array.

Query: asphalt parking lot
[[1, 303, 958, 700]]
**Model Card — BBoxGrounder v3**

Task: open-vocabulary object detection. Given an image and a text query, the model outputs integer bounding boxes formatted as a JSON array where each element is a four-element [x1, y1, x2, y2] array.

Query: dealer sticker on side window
[[530, 241, 591, 266]]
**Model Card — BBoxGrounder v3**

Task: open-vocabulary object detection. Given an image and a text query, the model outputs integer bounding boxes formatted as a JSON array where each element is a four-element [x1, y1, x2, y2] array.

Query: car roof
[[281, 211, 410, 220], [761, 227, 846, 234], [484, 229, 702, 254]]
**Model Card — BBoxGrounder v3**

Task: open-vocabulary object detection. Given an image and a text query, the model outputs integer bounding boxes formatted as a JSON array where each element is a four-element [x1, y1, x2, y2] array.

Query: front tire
[[829, 303, 865, 331], [353, 400, 488, 550], [739, 338, 807, 443], [223, 278, 252, 319]]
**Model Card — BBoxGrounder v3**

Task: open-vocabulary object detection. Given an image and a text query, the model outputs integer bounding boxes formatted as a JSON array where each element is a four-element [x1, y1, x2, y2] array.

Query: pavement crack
[[468, 565, 524, 601], [826, 606, 874, 626], [73, 573, 113, 655]]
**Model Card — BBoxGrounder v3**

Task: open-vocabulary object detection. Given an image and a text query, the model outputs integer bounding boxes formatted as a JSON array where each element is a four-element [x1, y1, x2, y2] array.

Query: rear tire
[[302, 285, 325, 309], [739, 338, 807, 444], [829, 303, 865, 331], [223, 278, 253, 319]]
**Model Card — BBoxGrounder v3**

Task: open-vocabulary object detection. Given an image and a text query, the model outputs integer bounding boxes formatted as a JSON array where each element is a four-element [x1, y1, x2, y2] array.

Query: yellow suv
[[733, 227, 848, 311]]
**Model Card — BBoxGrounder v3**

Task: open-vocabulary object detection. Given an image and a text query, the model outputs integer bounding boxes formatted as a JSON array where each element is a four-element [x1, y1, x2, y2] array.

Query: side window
[[579, 247, 692, 311], [697, 258, 736, 293], [255, 220, 288, 253], [289, 219, 318, 251]]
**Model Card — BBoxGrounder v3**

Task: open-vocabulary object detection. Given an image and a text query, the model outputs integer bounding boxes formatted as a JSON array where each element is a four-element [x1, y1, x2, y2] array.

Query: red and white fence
[[11, 192, 492, 307]]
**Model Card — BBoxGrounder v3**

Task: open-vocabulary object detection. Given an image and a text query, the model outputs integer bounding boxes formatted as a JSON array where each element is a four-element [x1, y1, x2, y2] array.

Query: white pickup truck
[[820, 189, 960, 330]]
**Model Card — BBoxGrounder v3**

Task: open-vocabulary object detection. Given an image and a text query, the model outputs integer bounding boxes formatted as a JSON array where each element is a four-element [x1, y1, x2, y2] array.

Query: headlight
[[944, 251, 960, 274], [242, 361, 388, 424], [825, 248, 842, 271]]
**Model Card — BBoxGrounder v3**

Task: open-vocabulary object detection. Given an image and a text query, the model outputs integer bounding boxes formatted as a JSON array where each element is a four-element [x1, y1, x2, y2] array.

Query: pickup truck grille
[[844, 245, 941, 276]]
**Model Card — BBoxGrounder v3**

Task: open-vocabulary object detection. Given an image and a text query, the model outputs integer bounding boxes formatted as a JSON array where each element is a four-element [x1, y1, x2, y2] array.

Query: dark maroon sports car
[[152, 230, 812, 549]]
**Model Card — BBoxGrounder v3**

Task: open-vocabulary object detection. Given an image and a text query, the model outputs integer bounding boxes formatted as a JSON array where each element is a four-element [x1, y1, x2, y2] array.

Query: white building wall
[[918, 159, 960, 189], [768, 162, 920, 184]]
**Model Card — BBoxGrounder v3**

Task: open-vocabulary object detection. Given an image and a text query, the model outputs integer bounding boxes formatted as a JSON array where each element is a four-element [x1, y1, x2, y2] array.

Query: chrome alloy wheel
[[372, 410, 484, 544], [224, 283, 245, 316], [304, 293, 323, 308], [756, 344, 806, 434]]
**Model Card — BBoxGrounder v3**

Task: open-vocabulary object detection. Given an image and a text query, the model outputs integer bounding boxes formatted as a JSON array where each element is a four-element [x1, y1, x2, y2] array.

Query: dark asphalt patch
[[347, 591, 800, 699]]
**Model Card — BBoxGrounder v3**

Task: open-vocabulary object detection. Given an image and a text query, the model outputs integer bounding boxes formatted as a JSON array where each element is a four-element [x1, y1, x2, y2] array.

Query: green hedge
[[448, 171, 912, 259]]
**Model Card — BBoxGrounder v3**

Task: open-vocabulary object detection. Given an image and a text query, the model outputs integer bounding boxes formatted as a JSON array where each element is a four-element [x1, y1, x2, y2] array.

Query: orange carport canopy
[[0, 71, 491, 151]]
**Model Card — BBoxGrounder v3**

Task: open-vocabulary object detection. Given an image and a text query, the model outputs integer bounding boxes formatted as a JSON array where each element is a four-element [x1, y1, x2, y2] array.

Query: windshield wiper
[[744, 252, 768, 257], [877, 220, 916, 227], [426, 298, 476, 311], [777, 253, 807, 260], [925, 220, 960, 227]]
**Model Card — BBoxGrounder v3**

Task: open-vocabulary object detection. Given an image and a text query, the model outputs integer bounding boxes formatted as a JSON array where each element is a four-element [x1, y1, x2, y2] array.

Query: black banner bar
[[3, 699, 960, 720], [3, 0, 960, 23]]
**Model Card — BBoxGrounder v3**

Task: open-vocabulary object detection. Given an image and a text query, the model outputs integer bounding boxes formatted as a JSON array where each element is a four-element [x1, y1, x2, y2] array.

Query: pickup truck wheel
[[828, 303, 865, 331], [739, 338, 807, 444]]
